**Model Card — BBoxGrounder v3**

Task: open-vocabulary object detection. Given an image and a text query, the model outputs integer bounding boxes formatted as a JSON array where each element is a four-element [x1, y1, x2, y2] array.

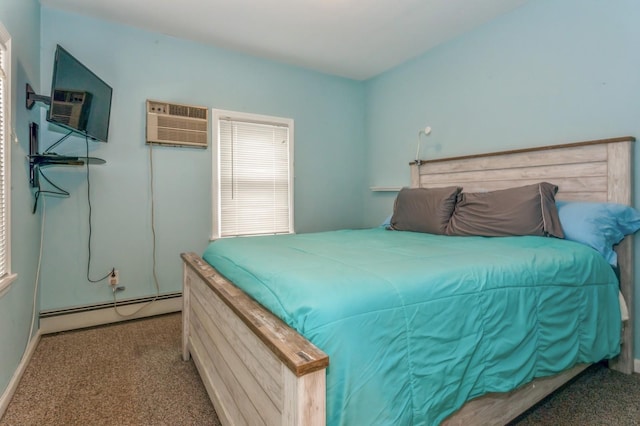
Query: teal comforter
[[202, 228, 621, 425]]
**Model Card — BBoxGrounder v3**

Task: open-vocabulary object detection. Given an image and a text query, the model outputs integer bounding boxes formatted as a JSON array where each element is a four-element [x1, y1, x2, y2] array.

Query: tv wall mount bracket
[[25, 83, 51, 109]]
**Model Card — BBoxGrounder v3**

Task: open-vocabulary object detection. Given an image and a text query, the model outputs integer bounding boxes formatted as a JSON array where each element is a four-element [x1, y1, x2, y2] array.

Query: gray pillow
[[390, 186, 462, 234], [446, 182, 564, 238]]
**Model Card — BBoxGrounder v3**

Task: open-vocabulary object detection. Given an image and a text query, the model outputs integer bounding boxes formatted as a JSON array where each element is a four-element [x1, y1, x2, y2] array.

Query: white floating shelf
[[370, 186, 403, 192]]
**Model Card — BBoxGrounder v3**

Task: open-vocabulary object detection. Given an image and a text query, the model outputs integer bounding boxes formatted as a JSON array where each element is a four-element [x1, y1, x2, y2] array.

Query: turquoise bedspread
[[202, 228, 621, 425]]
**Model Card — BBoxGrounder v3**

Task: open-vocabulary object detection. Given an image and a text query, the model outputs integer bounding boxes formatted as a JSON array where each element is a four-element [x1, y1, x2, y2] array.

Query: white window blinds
[[216, 114, 293, 238], [0, 32, 10, 282]]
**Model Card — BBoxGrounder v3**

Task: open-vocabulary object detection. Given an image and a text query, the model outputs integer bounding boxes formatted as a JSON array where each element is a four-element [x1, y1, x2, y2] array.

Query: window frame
[[211, 109, 294, 240], [0, 22, 16, 299]]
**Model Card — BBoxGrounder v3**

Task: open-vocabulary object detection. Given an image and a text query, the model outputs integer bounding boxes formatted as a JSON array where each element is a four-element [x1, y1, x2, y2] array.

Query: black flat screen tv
[[47, 45, 113, 142]]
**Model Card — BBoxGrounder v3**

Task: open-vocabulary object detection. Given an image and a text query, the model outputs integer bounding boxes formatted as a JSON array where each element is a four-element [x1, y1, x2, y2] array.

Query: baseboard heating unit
[[39, 292, 182, 334]]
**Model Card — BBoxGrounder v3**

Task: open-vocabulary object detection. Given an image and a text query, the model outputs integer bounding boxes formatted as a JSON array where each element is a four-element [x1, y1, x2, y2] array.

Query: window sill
[[0, 273, 17, 299]]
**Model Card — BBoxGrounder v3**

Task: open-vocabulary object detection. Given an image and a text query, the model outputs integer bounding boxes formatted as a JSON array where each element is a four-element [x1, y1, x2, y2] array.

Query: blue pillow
[[556, 201, 640, 265]]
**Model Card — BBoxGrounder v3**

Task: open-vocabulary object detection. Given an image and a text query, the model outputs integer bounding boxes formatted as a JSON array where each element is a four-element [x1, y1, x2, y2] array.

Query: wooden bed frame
[[182, 136, 635, 425]]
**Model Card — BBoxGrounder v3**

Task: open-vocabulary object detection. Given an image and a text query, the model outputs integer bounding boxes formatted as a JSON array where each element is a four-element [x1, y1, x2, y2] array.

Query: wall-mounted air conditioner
[[146, 100, 209, 148]]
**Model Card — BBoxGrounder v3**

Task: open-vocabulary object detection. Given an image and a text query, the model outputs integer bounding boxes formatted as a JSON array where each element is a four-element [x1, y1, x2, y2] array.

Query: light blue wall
[[0, 0, 42, 400], [364, 0, 640, 357], [4, 0, 638, 400], [38, 8, 366, 310]]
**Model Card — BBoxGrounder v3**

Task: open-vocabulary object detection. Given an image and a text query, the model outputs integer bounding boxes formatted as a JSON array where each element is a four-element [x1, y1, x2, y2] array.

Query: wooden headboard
[[410, 136, 635, 374]]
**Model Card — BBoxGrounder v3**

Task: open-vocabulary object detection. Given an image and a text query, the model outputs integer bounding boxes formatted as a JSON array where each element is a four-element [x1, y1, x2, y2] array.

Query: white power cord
[[112, 142, 160, 317], [27, 196, 45, 349]]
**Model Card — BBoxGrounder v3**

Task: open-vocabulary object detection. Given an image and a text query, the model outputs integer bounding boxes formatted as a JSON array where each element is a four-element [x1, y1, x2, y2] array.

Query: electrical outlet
[[109, 270, 119, 286]]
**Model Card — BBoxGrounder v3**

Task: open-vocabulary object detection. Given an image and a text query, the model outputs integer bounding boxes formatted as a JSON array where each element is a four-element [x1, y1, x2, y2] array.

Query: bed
[[182, 136, 635, 425]]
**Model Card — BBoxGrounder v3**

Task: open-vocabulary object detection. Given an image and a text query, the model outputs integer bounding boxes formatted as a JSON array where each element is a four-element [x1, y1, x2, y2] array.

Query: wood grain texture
[[606, 141, 635, 374], [413, 139, 635, 201], [181, 252, 328, 378], [283, 367, 326, 426], [182, 254, 328, 426], [182, 262, 191, 362], [411, 136, 633, 165], [610, 237, 634, 374], [443, 364, 590, 425]]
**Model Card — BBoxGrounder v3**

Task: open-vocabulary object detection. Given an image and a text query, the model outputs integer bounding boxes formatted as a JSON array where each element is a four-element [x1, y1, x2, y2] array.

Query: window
[[212, 109, 294, 239], [0, 22, 14, 297]]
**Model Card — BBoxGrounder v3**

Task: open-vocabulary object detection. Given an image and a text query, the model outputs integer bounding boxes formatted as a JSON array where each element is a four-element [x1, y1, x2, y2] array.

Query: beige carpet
[[0, 313, 220, 426], [3, 312, 640, 425]]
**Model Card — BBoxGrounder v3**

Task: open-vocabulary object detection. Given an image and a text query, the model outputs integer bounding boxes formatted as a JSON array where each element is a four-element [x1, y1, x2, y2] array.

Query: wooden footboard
[[182, 252, 329, 426]]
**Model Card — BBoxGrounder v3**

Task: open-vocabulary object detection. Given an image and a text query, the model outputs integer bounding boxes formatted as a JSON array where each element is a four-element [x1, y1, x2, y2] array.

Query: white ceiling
[[39, 0, 530, 80]]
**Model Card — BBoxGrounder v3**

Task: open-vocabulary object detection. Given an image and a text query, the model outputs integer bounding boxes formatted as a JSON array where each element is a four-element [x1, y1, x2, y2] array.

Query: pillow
[[446, 182, 564, 238], [389, 186, 461, 234], [556, 201, 640, 265]]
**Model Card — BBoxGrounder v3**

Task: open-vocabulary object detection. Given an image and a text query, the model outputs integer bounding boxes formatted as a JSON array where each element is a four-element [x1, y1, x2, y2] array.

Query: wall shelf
[[27, 121, 105, 213], [29, 153, 105, 169], [29, 152, 106, 186], [370, 186, 402, 192]]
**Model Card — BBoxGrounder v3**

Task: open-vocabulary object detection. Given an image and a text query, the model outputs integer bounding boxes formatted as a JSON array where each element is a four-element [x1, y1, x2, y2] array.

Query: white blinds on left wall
[[0, 40, 8, 280], [218, 119, 291, 237]]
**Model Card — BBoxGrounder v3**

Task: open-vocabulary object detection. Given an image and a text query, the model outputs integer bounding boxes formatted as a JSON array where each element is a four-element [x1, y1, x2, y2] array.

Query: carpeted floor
[[1, 313, 220, 426], [1, 312, 639, 425]]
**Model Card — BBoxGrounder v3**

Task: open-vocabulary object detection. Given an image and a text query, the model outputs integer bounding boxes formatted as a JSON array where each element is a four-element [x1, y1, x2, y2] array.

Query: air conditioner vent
[[168, 104, 208, 120], [146, 100, 209, 148]]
